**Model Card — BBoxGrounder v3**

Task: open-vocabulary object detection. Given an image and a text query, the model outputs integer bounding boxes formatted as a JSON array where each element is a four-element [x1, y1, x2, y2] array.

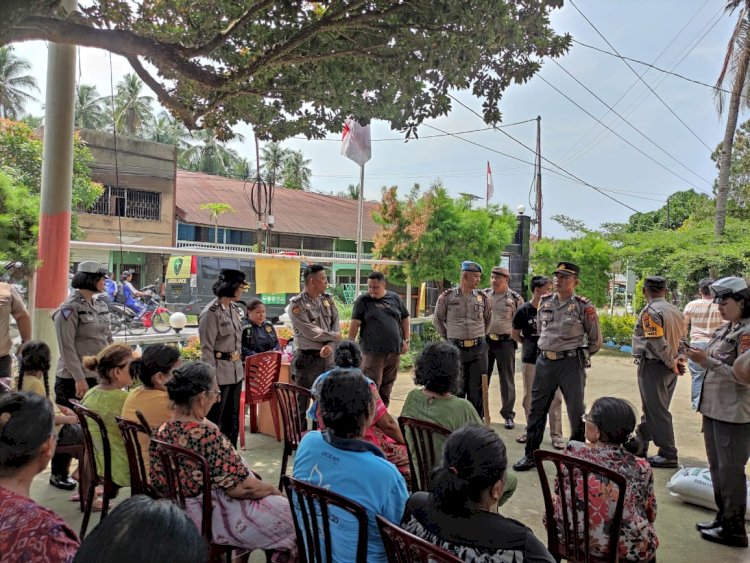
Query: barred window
[[81, 185, 161, 221]]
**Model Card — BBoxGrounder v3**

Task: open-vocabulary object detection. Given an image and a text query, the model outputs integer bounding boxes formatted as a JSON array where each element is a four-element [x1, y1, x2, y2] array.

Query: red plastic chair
[[274, 382, 313, 489], [534, 450, 627, 563], [239, 351, 282, 449], [376, 515, 462, 563], [398, 416, 452, 492]]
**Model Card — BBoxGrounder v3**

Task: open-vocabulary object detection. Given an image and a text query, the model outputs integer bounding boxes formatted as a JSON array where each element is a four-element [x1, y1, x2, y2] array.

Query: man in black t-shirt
[[349, 271, 411, 406], [511, 275, 563, 448]]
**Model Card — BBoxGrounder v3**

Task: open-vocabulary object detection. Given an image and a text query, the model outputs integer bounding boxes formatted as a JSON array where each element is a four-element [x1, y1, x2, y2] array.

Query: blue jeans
[[688, 341, 709, 410]]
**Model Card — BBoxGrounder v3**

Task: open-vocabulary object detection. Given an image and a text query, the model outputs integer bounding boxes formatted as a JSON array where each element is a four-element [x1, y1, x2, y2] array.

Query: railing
[[176, 240, 255, 252], [175, 241, 373, 260]]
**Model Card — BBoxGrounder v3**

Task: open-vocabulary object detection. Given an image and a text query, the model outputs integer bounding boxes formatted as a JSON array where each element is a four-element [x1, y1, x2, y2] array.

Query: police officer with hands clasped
[[513, 261, 602, 471], [434, 261, 491, 418]]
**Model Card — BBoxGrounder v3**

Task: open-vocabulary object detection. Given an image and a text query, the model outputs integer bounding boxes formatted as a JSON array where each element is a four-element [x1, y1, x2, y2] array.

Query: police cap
[[77, 261, 108, 276], [461, 261, 483, 273], [219, 269, 249, 287], [554, 262, 580, 277], [491, 266, 510, 277], [644, 276, 667, 292], [710, 276, 749, 303]]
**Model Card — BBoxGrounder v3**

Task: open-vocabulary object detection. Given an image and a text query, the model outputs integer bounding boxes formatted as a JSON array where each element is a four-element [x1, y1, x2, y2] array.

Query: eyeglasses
[[581, 413, 594, 424], [206, 389, 222, 400]]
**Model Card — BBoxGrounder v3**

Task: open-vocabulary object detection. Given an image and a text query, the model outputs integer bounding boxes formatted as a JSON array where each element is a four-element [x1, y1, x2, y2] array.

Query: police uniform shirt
[[632, 297, 684, 369], [289, 291, 339, 350], [242, 319, 279, 356], [537, 293, 602, 354], [0, 283, 27, 357], [434, 288, 491, 341], [199, 299, 244, 386], [485, 288, 523, 336], [54, 290, 113, 381]]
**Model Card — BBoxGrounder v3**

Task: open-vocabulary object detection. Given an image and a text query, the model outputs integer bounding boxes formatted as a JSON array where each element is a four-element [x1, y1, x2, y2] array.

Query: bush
[[399, 320, 441, 371], [599, 313, 636, 346], [180, 336, 202, 361]]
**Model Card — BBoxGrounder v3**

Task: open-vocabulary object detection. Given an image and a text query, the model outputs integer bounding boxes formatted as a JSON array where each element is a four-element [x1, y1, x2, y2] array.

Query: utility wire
[[569, 0, 713, 152]]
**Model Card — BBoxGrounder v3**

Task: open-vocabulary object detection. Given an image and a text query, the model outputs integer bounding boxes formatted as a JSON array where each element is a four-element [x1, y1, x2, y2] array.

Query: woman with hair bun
[[0, 392, 80, 561], [402, 424, 552, 562], [80, 343, 135, 490], [552, 397, 658, 562]]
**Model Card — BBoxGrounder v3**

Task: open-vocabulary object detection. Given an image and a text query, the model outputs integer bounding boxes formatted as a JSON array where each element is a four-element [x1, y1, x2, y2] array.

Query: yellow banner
[[255, 257, 301, 294], [418, 282, 426, 315], [166, 256, 191, 282]]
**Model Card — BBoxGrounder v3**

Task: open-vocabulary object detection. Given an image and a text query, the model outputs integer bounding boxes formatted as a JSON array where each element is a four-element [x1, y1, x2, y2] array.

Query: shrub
[[599, 313, 636, 346], [180, 336, 202, 361], [399, 320, 441, 371]]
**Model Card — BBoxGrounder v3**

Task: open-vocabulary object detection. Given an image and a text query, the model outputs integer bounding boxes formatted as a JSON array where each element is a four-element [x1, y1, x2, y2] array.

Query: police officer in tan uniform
[[54, 261, 113, 406], [484, 266, 524, 429], [0, 279, 31, 379], [289, 264, 340, 390], [513, 261, 602, 471], [434, 261, 491, 417], [632, 276, 685, 469], [199, 268, 247, 446]]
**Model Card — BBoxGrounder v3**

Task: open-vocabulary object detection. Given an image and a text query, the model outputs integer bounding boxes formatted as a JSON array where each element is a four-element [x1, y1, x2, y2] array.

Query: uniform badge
[[265, 325, 273, 333], [60, 308, 73, 320], [476, 295, 483, 303], [740, 335, 750, 355], [641, 312, 664, 338], [323, 299, 330, 308], [292, 306, 301, 315], [584, 305, 597, 321], [567, 303, 576, 312]]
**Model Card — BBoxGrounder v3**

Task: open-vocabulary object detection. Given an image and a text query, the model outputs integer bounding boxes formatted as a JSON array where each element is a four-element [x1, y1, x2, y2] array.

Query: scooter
[[138, 285, 172, 333]]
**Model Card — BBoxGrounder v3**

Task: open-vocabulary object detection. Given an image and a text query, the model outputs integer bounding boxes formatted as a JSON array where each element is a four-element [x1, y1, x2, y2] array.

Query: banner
[[254, 257, 301, 294], [486, 161, 494, 201]]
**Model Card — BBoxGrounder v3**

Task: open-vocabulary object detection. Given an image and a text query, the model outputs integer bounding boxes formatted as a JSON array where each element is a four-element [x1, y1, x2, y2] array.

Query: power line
[[568, 0, 714, 152]]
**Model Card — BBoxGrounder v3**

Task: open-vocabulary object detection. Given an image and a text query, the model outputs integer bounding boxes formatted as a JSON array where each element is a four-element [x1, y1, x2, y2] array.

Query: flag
[[486, 161, 494, 201], [341, 117, 372, 166]]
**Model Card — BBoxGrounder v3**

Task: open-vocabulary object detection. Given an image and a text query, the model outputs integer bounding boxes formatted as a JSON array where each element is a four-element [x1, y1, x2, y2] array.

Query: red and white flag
[[341, 117, 372, 167], [486, 161, 494, 201]]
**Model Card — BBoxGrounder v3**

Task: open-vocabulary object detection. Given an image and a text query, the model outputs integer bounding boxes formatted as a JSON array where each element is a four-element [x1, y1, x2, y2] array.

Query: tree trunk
[[214, 217, 218, 244], [716, 19, 750, 237]]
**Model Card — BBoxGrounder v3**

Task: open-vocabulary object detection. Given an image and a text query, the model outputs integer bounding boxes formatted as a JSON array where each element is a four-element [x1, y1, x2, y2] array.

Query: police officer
[[199, 268, 247, 446], [289, 264, 340, 390], [241, 298, 280, 359], [54, 261, 113, 406], [513, 261, 602, 471], [0, 278, 31, 379], [484, 266, 524, 429], [434, 261, 491, 417], [632, 276, 685, 469]]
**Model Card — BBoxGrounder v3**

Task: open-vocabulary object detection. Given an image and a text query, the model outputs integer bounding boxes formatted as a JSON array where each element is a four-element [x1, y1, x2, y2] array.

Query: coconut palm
[[148, 111, 190, 148], [282, 149, 312, 190], [74, 84, 109, 130], [714, 0, 750, 236], [199, 202, 235, 244], [114, 73, 154, 136], [0, 47, 38, 119], [180, 129, 243, 176], [260, 142, 288, 187]]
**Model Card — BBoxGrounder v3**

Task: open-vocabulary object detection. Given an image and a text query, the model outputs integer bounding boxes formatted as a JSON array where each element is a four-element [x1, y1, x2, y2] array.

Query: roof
[[176, 170, 381, 240]]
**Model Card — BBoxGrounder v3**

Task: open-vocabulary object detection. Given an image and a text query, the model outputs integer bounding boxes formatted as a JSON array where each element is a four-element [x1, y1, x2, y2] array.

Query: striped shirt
[[683, 298, 725, 343]]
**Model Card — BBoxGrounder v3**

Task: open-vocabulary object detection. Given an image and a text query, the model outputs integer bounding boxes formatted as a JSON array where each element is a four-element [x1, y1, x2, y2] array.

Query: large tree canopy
[[1, 1, 570, 139]]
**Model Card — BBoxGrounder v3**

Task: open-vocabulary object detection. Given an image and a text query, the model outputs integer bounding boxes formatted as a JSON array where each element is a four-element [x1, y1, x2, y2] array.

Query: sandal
[[69, 485, 104, 502], [515, 434, 528, 443], [552, 439, 565, 450]]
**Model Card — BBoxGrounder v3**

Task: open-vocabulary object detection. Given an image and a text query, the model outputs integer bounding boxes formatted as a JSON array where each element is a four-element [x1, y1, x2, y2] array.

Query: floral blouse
[[549, 441, 658, 562], [150, 420, 249, 498]]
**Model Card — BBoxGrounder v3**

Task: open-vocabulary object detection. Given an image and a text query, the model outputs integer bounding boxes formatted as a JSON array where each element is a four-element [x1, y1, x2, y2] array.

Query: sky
[[9, 0, 742, 239]]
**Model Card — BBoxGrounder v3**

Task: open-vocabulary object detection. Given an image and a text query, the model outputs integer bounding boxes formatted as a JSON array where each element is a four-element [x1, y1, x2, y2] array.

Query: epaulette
[[509, 289, 522, 301], [208, 300, 220, 311], [540, 293, 554, 300], [321, 291, 332, 298], [289, 293, 303, 303], [575, 295, 591, 304]]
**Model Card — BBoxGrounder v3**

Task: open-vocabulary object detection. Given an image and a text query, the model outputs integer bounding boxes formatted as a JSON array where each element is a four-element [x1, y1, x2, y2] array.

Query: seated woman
[[80, 343, 134, 489], [73, 495, 207, 563], [309, 341, 410, 481], [241, 298, 280, 360], [0, 392, 80, 562], [16, 340, 83, 491], [149, 362, 296, 558], [121, 344, 181, 471], [401, 424, 553, 562], [294, 368, 409, 562], [550, 397, 658, 562]]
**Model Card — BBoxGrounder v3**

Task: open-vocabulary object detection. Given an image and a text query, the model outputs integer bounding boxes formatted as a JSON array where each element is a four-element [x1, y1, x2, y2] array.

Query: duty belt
[[487, 333, 512, 342], [299, 349, 323, 355], [540, 349, 578, 361], [451, 338, 481, 349], [215, 351, 241, 361]]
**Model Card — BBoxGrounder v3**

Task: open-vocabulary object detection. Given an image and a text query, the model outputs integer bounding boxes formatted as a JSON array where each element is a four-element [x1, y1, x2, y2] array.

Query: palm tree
[[148, 111, 190, 148], [714, 0, 750, 236], [21, 114, 43, 128], [199, 202, 235, 244], [282, 149, 312, 190], [0, 47, 38, 119], [114, 73, 154, 136], [260, 142, 288, 187], [74, 84, 109, 130], [180, 129, 243, 176]]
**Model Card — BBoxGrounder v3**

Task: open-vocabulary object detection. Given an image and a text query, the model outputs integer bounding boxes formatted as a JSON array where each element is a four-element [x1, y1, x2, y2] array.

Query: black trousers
[[454, 341, 488, 418], [525, 354, 586, 456], [487, 338, 517, 420], [636, 359, 678, 459], [0, 354, 11, 378], [703, 416, 750, 531], [54, 376, 98, 409], [207, 381, 242, 448], [54, 376, 97, 478]]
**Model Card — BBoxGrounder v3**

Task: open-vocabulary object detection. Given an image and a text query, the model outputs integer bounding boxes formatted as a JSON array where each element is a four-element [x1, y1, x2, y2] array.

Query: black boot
[[695, 520, 721, 531], [700, 522, 748, 548]]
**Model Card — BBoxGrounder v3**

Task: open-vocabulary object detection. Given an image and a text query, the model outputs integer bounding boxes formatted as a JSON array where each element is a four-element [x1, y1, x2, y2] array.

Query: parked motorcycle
[[139, 285, 172, 333], [106, 284, 172, 335]]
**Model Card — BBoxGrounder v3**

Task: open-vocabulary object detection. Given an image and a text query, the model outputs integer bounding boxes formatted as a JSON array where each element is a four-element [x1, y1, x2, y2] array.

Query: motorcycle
[[106, 284, 172, 335], [138, 285, 172, 333]]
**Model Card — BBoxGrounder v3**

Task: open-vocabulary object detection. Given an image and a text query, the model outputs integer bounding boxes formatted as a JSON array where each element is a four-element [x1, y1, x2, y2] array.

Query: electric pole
[[535, 115, 543, 239]]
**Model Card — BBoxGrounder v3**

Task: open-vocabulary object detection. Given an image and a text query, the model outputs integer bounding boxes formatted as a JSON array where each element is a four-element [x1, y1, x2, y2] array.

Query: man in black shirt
[[349, 271, 410, 406], [511, 275, 563, 449]]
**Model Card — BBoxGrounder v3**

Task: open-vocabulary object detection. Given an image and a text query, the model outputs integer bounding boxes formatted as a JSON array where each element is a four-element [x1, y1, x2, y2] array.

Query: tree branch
[[126, 56, 197, 129]]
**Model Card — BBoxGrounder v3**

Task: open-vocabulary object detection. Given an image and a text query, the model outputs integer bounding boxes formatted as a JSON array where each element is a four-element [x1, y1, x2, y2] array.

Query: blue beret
[[461, 261, 483, 273]]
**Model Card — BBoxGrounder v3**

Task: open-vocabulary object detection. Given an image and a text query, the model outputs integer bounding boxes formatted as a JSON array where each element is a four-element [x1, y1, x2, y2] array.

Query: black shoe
[[647, 455, 678, 469], [700, 526, 748, 548], [696, 520, 721, 532], [513, 455, 536, 472], [504, 418, 515, 430], [49, 475, 77, 491]]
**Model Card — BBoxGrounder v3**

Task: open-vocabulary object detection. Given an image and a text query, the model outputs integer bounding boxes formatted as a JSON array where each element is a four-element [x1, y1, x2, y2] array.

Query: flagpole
[[355, 164, 365, 297]]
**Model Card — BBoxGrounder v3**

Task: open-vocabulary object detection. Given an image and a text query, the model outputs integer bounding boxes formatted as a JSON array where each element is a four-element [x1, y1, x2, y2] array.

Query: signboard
[[261, 293, 287, 305], [166, 256, 191, 282]]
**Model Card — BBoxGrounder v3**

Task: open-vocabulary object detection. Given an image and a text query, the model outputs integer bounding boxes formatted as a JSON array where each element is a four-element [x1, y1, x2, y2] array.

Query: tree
[[74, 84, 108, 130], [148, 111, 190, 148], [181, 129, 243, 176], [113, 73, 153, 137], [1, 2, 570, 139], [714, 0, 750, 236], [711, 118, 750, 214], [260, 142, 288, 187], [199, 202, 235, 244], [0, 46, 37, 118], [600, 189, 712, 235], [0, 170, 38, 266], [282, 150, 311, 190], [373, 180, 517, 289]]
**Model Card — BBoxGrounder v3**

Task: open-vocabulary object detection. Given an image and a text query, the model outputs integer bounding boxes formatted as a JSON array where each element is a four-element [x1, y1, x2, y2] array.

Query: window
[[303, 237, 334, 251], [81, 185, 161, 221]]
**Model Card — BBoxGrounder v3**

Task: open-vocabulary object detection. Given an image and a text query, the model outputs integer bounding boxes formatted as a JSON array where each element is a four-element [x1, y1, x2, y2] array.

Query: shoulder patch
[[292, 305, 301, 315], [60, 308, 73, 320], [584, 305, 597, 320], [740, 334, 750, 355], [642, 312, 664, 338]]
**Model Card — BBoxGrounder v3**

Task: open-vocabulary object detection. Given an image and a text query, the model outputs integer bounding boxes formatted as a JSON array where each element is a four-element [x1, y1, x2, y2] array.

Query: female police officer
[[199, 268, 247, 446]]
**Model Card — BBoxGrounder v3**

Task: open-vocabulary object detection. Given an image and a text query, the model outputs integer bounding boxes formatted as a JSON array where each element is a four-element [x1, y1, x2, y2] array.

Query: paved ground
[[33, 350, 748, 562]]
